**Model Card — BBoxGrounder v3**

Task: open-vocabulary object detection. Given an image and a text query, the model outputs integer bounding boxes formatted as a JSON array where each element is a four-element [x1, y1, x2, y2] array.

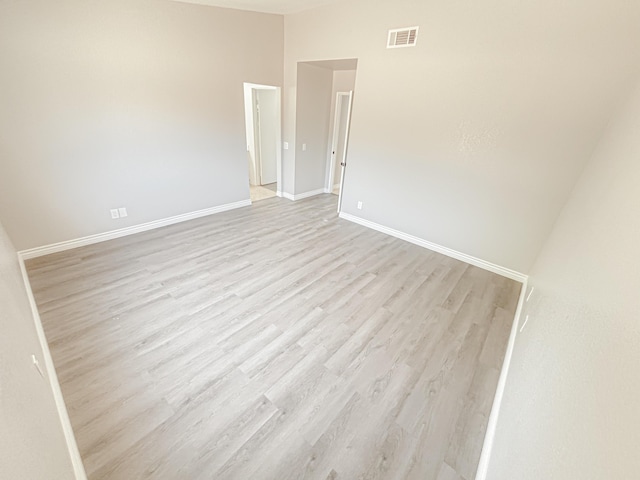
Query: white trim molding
[[281, 189, 326, 202], [18, 257, 87, 479], [294, 189, 325, 200], [19, 200, 251, 260], [338, 210, 528, 480], [338, 212, 528, 283], [474, 280, 528, 480]]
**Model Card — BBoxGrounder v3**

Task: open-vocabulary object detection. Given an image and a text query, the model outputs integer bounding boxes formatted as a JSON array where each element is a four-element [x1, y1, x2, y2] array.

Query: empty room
[[1, 0, 640, 479]]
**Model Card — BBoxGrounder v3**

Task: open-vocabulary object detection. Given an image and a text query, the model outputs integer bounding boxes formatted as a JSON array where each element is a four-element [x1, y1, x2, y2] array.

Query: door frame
[[243, 82, 283, 196], [326, 91, 354, 213]]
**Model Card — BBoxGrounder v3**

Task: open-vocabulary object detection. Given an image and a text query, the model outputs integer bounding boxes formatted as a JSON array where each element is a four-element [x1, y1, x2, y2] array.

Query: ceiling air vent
[[387, 26, 419, 48]]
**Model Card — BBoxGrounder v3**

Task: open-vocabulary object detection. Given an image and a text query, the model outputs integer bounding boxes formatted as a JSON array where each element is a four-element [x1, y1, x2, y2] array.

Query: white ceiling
[[169, 0, 347, 15]]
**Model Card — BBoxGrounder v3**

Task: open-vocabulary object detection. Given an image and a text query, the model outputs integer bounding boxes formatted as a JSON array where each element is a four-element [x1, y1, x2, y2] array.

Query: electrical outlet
[[110, 209, 120, 219], [283, 142, 289, 150], [118, 207, 128, 218], [302, 143, 307, 151], [357, 201, 363, 210]]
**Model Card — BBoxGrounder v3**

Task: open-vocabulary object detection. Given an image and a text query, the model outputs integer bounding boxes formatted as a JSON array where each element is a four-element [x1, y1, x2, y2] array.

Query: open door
[[335, 91, 353, 213], [256, 89, 277, 186], [243, 82, 282, 202]]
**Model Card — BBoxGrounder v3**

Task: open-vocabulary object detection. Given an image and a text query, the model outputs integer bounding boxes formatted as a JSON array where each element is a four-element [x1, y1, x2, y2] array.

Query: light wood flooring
[[26, 195, 521, 480]]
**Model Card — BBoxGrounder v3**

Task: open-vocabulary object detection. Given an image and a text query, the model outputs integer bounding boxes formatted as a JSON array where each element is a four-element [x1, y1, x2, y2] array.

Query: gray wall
[[0, 219, 75, 479], [294, 63, 333, 194], [488, 78, 640, 480], [284, 0, 640, 273], [0, 0, 283, 250]]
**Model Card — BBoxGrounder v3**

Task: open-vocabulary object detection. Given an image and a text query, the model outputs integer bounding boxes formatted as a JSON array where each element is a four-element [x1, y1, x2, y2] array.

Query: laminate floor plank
[[26, 194, 522, 479]]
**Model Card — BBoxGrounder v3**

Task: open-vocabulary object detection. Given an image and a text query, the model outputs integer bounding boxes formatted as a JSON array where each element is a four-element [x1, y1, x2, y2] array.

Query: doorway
[[327, 91, 353, 212], [291, 59, 357, 212], [243, 83, 282, 203]]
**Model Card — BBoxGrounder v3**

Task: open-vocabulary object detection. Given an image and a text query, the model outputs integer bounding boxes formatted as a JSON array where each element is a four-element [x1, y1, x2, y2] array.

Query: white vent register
[[387, 26, 419, 48]]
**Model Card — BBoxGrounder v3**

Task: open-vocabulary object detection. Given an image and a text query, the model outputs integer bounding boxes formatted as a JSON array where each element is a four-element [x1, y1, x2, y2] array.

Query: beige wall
[[0, 219, 75, 479], [284, 0, 640, 273], [488, 78, 640, 480], [294, 63, 333, 194], [331, 70, 357, 96], [0, 0, 283, 250]]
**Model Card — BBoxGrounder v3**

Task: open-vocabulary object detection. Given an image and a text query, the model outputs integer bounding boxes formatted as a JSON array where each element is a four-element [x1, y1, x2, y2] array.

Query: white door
[[256, 89, 277, 186], [332, 96, 350, 193], [331, 91, 353, 213]]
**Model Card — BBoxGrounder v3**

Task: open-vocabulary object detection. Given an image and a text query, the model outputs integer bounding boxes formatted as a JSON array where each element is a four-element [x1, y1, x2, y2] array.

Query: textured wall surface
[[0, 220, 75, 478], [488, 80, 640, 480], [0, 0, 283, 250], [284, 0, 640, 272]]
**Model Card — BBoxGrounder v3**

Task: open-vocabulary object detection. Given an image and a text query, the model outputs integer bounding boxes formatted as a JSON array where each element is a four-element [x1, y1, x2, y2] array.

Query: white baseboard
[[338, 210, 528, 480], [474, 280, 528, 480], [281, 189, 326, 202], [18, 200, 251, 260], [338, 212, 527, 282], [295, 189, 325, 200], [17, 257, 87, 479], [276, 191, 283, 197]]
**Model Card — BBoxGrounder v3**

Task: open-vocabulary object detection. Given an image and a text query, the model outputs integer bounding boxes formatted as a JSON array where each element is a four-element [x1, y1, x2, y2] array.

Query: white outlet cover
[[357, 201, 363, 209], [118, 207, 128, 218], [283, 142, 289, 150], [110, 209, 120, 219], [302, 143, 307, 151]]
